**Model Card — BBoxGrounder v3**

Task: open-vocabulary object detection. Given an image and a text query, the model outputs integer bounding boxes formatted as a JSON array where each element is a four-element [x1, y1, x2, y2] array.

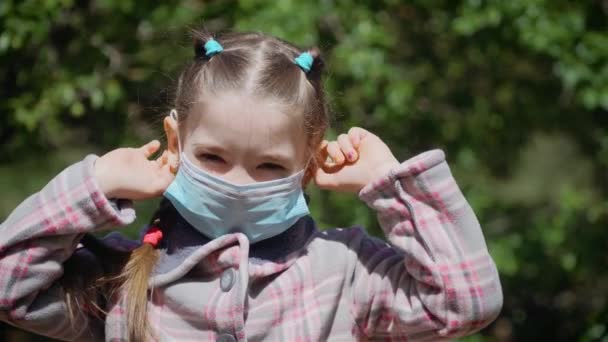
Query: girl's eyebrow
[[191, 143, 228, 154], [258, 153, 292, 165]]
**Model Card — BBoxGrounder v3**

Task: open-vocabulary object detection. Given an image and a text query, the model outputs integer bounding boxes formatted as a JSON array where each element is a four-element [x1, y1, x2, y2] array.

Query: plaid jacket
[[0, 150, 502, 341]]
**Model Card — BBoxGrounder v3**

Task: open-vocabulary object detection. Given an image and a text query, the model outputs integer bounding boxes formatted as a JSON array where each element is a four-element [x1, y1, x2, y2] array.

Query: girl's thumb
[[141, 140, 161, 158]]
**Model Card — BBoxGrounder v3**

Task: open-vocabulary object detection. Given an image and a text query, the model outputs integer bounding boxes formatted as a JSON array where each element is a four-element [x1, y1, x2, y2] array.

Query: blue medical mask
[[163, 110, 310, 243]]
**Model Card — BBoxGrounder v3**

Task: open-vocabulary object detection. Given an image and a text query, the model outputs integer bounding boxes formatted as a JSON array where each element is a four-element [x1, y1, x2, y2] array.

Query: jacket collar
[[149, 215, 317, 287]]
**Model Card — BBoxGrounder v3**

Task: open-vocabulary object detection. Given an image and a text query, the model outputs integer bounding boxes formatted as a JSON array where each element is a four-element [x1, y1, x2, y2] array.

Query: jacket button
[[216, 333, 237, 342], [220, 268, 235, 292]]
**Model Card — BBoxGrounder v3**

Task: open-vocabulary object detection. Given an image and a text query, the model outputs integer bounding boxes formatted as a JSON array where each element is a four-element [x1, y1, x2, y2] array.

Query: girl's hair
[[62, 29, 329, 341]]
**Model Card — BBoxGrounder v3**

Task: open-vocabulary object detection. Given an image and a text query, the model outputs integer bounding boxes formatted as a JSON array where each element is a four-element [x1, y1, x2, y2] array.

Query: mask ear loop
[[169, 109, 183, 173], [169, 109, 183, 155]]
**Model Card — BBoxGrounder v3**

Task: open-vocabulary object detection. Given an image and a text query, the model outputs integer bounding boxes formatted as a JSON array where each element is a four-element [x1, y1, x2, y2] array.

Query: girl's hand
[[94, 140, 176, 200], [314, 127, 400, 193]]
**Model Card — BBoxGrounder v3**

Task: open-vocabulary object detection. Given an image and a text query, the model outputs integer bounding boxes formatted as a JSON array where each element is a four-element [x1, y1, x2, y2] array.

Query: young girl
[[0, 31, 502, 341]]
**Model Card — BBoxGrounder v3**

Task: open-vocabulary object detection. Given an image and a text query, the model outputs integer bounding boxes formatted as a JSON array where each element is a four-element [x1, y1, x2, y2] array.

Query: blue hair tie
[[294, 52, 314, 73], [204, 39, 223, 57]]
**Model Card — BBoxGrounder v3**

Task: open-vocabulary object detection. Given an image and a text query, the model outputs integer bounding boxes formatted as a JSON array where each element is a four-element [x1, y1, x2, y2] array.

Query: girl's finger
[[149, 164, 174, 195], [160, 163, 176, 184], [326, 141, 345, 166], [162, 150, 169, 164], [155, 150, 167, 166], [337, 134, 357, 162], [348, 127, 368, 148], [169, 161, 178, 174], [141, 140, 161, 158], [319, 140, 329, 151], [316, 140, 329, 163]]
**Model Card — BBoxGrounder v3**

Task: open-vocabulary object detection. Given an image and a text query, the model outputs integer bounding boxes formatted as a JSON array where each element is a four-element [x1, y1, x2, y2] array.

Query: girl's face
[[165, 90, 309, 185]]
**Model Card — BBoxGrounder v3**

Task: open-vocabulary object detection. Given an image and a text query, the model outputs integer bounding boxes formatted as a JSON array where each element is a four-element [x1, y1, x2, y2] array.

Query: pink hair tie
[[142, 226, 163, 247]]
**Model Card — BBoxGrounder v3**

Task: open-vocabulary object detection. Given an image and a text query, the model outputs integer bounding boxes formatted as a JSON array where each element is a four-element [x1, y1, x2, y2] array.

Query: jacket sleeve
[[0, 155, 136, 341], [350, 149, 503, 340]]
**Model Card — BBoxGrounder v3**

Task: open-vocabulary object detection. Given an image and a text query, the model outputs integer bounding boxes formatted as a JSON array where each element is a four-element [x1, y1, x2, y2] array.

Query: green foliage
[[1, 0, 607, 340]]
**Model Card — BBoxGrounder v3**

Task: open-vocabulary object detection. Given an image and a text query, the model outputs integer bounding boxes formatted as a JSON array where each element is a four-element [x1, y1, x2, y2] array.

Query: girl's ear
[[163, 114, 180, 169]]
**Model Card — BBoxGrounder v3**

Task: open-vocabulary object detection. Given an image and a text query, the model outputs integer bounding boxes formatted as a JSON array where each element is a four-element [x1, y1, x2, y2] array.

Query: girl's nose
[[222, 167, 256, 185]]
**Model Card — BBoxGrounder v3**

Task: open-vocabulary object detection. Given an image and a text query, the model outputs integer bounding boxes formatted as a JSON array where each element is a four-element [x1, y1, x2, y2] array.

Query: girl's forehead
[[183, 91, 308, 160]]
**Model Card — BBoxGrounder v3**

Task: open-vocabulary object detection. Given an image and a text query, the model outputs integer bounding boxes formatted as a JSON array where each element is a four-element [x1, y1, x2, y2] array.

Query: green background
[[1, 0, 607, 341]]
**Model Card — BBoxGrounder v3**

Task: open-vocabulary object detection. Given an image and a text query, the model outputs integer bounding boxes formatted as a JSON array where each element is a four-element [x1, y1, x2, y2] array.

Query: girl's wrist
[[369, 158, 400, 182], [94, 157, 116, 198]]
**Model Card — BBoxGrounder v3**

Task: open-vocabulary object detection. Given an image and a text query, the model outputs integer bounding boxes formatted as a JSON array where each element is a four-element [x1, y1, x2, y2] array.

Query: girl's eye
[[258, 163, 285, 171], [199, 153, 225, 163]]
